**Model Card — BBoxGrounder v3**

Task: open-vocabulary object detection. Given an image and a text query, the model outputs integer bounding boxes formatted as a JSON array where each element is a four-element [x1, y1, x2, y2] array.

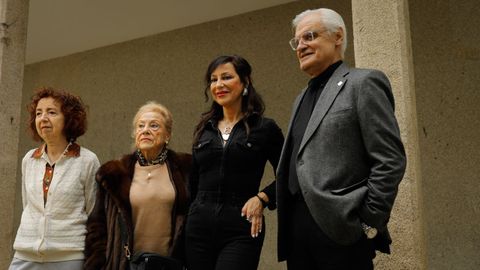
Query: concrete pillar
[[0, 0, 28, 268], [351, 0, 424, 269]]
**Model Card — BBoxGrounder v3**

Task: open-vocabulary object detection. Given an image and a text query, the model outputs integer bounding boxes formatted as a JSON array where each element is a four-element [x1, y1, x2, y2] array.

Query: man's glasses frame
[[289, 30, 327, 51]]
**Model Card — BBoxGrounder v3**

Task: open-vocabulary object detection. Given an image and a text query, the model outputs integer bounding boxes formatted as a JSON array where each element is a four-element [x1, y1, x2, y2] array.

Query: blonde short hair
[[132, 101, 173, 139]]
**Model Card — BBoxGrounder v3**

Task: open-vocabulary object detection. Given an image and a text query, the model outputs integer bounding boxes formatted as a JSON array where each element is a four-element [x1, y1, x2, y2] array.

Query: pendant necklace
[[221, 126, 232, 141], [135, 148, 168, 180]]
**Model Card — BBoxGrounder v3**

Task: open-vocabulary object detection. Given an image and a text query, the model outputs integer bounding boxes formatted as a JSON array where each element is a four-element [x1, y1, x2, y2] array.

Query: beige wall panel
[[18, 1, 353, 269], [352, 0, 423, 269], [410, 0, 480, 269]]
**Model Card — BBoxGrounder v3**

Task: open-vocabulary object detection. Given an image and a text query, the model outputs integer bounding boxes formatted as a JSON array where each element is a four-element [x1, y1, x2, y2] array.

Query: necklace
[[136, 148, 168, 180], [136, 147, 168, 166], [221, 126, 232, 141], [46, 141, 72, 164]]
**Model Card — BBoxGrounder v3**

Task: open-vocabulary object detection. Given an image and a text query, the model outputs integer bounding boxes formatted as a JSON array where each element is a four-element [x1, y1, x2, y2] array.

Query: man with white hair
[[276, 8, 406, 269]]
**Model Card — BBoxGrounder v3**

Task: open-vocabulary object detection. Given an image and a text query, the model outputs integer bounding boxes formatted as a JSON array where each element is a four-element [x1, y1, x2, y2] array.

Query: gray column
[[0, 0, 28, 268], [351, 0, 424, 269]]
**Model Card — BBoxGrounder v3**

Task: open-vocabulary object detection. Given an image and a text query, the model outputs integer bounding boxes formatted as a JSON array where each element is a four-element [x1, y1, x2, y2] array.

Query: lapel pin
[[337, 81, 343, 86]]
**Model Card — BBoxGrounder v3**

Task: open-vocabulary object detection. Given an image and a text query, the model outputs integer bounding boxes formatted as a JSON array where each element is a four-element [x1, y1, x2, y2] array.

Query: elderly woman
[[9, 87, 100, 270], [84, 101, 191, 270], [185, 55, 284, 270]]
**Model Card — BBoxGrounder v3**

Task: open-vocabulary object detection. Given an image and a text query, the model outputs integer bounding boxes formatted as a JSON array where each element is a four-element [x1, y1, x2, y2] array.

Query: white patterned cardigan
[[13, 144, 100, 262]]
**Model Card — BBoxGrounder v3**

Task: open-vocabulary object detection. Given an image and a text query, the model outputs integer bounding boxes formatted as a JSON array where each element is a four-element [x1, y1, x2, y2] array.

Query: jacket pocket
[[193, 139, 212, 150], [235, 140, 260, 152], [330, 178, 368, 195], [323, 107, 353, 120]]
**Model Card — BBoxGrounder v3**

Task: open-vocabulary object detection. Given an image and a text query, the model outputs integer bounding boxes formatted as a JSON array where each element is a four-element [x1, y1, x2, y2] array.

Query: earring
[[242, 87, 248, 96]]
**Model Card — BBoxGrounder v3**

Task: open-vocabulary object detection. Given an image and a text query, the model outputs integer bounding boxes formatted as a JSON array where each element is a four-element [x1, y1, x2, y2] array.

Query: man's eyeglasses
[[289, 30, 325, 51]]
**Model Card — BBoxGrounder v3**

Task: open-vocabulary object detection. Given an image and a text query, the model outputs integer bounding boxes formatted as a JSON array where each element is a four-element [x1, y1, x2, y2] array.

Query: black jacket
[[191, 115, 283, 207]]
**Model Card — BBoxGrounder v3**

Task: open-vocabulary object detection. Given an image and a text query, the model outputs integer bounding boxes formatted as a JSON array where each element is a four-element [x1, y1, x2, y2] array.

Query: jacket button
[[246, 143, 252, 147]]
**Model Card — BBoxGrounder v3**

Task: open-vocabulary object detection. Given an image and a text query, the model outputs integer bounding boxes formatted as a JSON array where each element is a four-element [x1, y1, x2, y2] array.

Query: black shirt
[[288, 61, 343, 195], [190, 115, 284, 207]]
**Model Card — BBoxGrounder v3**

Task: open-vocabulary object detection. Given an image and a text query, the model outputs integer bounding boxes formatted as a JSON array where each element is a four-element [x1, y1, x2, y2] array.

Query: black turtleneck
[[287, 60, 343, 196]]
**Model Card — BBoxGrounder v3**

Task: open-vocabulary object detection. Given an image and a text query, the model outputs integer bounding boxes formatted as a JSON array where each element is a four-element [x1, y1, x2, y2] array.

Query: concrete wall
[[409, 0, 480, 269], [17, 1, 353, 269], [0, 0, 28, 268], [352, 0, 423, 269], [7, 0, 479, 269]]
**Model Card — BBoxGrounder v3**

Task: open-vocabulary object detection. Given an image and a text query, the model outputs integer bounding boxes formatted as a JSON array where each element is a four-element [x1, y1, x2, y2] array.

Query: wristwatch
[[361, 222, 378, 239]]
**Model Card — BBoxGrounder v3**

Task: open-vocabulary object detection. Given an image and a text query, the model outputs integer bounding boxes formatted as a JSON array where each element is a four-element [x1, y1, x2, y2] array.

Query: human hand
[[241, 196, 264, 238]]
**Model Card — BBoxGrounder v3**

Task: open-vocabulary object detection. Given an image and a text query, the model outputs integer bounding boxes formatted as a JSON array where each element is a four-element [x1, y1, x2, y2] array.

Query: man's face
[[294, 14, 343, 77]]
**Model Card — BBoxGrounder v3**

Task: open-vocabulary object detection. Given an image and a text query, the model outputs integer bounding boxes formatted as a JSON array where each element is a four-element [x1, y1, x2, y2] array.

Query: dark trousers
[[286, 199, 375, 270], [185, 192, 265, 270]]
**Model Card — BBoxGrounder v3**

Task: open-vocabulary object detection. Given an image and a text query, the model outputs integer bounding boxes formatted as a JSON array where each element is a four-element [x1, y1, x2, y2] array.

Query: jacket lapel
[[277, 88, 307, 176], [298, 63, 350, 154], [285, 88, 307, 139]]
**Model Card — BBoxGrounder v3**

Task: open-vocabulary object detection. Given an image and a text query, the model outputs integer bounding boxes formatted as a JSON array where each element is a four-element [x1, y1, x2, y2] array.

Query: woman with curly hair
[[9, 87, 100, 270]]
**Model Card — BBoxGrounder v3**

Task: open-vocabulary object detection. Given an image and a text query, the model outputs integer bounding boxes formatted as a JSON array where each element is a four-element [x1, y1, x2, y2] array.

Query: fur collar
[[95, 149, 191, 213]]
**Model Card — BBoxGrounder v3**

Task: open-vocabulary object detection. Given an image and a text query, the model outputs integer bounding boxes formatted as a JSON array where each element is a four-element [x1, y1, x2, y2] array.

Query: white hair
[[292, 8, 347, 58]]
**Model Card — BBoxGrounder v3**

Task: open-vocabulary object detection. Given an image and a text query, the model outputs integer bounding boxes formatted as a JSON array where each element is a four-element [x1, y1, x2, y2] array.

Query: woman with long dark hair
[[185, 55, 284, 270]]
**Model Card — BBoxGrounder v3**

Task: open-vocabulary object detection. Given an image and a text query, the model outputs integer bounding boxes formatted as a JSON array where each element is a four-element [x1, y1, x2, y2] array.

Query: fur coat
[[84, 150, 191, 270]]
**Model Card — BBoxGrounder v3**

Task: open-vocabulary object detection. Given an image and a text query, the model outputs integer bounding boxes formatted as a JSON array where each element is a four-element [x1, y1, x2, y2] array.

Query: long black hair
[[193, 55, 265, 145]]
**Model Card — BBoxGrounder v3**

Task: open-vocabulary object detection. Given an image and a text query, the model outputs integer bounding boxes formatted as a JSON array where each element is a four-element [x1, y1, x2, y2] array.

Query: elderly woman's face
[[35, 97, 66, 143], [135, 111, 169, 158]]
